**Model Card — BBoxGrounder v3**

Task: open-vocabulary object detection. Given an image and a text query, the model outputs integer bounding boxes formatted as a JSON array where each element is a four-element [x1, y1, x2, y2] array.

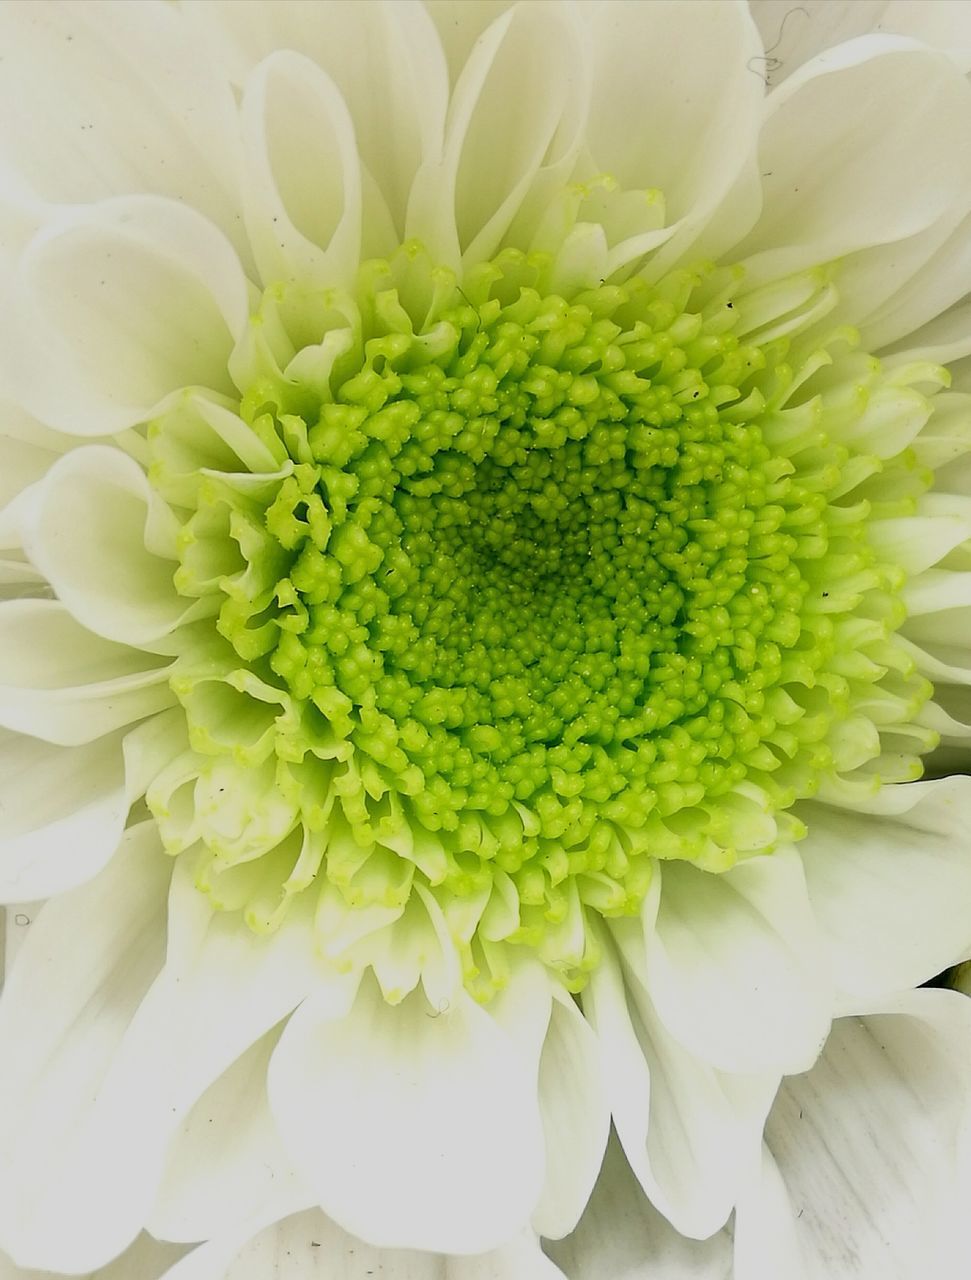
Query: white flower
[[2, 2, 971, 1277]]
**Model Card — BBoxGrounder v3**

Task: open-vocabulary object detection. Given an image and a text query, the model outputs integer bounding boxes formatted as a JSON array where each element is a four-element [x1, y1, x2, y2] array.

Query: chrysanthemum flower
[[3, 1, 971, 1277]]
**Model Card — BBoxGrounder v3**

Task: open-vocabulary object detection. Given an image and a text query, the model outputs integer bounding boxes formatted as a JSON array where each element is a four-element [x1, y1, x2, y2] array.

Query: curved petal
[[854, 206, 971, 351], [733, 1146, 807, 1280], [239, 52, 363, 289], [900, 591, 971, 684], [579, 0, 765, 276], [3, 902, 40, 978], [763, 989, 971, 1280], [0, 856, 354, 1274], [170, 1211, 432, 1280], [583, 928, 778, 1240], [820, 204, 971, 348], [796, 776, 971, 1010], [0, 197, 249, 436], [0, 401, 80, 513], [450, 1233, 566, 1280], [0, 1233, 188, 1280], [0, 824, 170, 1273], [867, 506, 971, 576], [155, 1192, 316, 1280], [268, 970, 547, 1255], [122, 709, 192, 807], [21, 446, 196, 647], [735, 39, 971, 287], [531, 987, 610, 1240], [160, 1212, 561, 1280], [0, 1, 246, 257], [646, 850, 831, 1075], [0, 560, 42, 593], [881, 303, 971, 371], [749, 1, 971, 88], [546, 1133, 733, 1280], [0, 729, 128, 902], [423, 1, 515, 87], [408, 3, 589, 268], [0, 600, 174, 746], [148, 1031, 301, 1245], [188, 0, 447, 241]]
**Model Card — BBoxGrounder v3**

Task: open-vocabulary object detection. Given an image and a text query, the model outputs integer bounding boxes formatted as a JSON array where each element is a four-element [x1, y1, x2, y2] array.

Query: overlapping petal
[[797, 777, 971, 1009], [0, 198, 249, 436], [751, 990, 971, 1279], [732, 38, 971, 287], [0, 5, 970, 1280], [0, 1, 245, 250], [267, 966, 548, 1254], [0, 730, 128, 901], [584, 926, 777, 1240]]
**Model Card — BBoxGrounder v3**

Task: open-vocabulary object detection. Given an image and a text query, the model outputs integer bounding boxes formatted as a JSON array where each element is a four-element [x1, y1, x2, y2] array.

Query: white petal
[[101, 1236, 189, 1280], [531, 987, 610, 1240], [486, 954, 552, 1066], [268, 972, 547, 1254], [156, 1196, 317, 1280], [546, 1133, 733, 1280], [867, 508, 971, 575], [0, 600, 174, 746], [450, 1232, 566, 1280], [0, 197, 249, 436], [646, 851, 831, 1075], [817, 206, 971, 341], [177, 1211, 429, 1280], [749, 1, 971, 87], [2, 902, 40, 978], [0, 2, 246, 257], [0, 401, 78, 513], [583, 930, 777, 1239], [764, 989, 971, 1279], [0, 1233, 188, 1280], [239, 52, 362, 289], [0, 560, 43, 592], [409, 3, 589, 267], [123, 709, 192, 805], [797, 776, 971, 1008], [0, 491, 40, 564], [161, 1210, 559, 1280], [148, 1031, 302, 1245], [0, 729, 127, 901], [21, 446, 194, 647], [735, 39, 971, 286], [580, 0, 765, 275], [856, 206, 971, 351], [423, 1, 515, 86], [0, 178, 46, 282], [0, 856, 353, 1275], [920, 691, 971, 748], [0, 824, 170, 1272], [188, 0, 447, 240], [732, 1146, 808, 1280], [898, 612, 971, 688]]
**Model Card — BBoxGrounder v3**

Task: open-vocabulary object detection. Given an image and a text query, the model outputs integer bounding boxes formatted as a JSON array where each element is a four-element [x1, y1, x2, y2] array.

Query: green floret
[[149, 245, 940, 995]]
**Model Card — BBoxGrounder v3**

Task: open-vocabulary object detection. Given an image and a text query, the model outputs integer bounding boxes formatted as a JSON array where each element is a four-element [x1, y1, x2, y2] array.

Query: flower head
[[2, 2, 971, 1277]]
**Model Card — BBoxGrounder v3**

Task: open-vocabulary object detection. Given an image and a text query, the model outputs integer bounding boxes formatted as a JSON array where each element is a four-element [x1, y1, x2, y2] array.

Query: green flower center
[[146, 245, 939, 996]]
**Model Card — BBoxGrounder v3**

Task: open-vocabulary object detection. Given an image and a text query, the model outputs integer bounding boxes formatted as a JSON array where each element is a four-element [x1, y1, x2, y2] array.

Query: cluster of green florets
[[253, 289, 820, 834], [150, 246, 937, 988]]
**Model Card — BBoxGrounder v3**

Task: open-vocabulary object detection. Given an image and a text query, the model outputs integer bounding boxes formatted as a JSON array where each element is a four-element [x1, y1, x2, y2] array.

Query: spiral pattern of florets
[[146, 245, 939, 993]]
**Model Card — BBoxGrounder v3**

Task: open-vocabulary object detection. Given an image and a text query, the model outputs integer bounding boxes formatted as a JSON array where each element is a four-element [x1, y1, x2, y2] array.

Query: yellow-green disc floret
[[146, 244, 941, 995]]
